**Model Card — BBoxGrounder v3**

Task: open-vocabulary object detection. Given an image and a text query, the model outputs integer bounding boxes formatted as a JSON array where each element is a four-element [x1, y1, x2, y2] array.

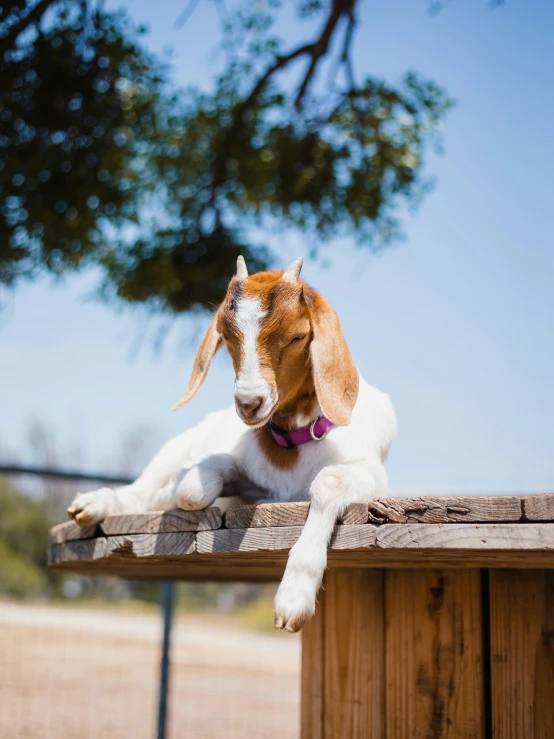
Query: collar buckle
[[310, 418, 330, 441]]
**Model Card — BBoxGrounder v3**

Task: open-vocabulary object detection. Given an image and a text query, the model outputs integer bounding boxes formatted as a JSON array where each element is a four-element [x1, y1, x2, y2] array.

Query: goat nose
[[236, 396, 263, 416]]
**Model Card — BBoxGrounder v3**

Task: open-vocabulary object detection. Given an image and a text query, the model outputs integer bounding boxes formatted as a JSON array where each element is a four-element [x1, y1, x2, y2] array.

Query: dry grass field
[[0, 602, 300, 739]]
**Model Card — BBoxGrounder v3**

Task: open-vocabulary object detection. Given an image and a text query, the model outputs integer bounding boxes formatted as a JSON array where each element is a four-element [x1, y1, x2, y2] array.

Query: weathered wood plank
[[368, 496, 522, 524], [376, 523, 554, 550], [49, 524, 554, 578], [489, 570, 554, 739], [385, 569, 485, 739], [100, 507, 221, 535], [197, 526, 302, 554], [323, 569, 384, 739], [197, 524, 377, 554], [49, 545, 554, 580], [105, 532, 196, 559], [49, 520, 99, 544], [225, 500, 368, 528], [301, 585, 325, 739], [48, 553, 288, 582], [48, 537, 108, 566], [522, 493, 554, 521]]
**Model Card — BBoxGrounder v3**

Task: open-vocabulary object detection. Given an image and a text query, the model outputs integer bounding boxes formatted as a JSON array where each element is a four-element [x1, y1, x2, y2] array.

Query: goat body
[[68, 257, 396, 632]]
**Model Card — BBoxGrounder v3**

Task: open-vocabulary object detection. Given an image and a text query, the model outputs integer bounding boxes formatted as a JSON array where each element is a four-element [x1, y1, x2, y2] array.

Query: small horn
[[282, 256, 303, 283], [236, 255, 248, 280]]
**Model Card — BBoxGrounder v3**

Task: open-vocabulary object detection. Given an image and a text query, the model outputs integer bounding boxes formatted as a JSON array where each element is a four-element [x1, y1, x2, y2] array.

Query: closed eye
[[287, 334, 307, 346]]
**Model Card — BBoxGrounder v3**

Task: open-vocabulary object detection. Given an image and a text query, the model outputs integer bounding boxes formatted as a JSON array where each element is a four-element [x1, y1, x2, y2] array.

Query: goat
[[67, 256, 397, 632]]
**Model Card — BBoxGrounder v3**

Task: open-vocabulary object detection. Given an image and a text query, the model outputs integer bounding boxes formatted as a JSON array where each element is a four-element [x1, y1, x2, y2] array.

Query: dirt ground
[[0, 602, 300, 739]]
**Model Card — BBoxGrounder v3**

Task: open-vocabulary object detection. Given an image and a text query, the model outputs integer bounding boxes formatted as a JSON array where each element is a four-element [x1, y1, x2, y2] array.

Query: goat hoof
[[274, 611, 308, 633], [274, 578, 316, 633], [66, 488, 114, 526]]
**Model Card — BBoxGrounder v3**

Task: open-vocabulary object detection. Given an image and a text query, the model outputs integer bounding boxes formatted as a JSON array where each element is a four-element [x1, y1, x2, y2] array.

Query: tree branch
[[0, 0, 58, 60], [210, 0, 359, 197], [293, 0, 348, 111], [233, 43, 314, 130], [340, 9, 357, 92], [174, 0, 203, 30]]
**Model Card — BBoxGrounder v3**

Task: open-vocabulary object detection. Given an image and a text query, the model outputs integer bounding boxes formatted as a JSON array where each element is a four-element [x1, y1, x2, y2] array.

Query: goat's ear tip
[[282, 256, 304, 282], [236, 255, 248, 280]]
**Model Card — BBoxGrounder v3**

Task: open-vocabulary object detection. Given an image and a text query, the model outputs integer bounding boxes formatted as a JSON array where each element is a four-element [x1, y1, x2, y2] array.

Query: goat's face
[[220, 260, 312, 426], [172, 257, 359, 428]]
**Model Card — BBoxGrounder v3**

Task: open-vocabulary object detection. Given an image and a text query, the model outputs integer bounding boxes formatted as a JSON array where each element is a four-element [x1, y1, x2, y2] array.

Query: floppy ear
[[171, 311, 222, 411], [308, 293, 359, 426]]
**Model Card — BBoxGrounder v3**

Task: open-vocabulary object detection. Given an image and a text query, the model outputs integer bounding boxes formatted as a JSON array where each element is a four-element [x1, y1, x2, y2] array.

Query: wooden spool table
[[49, 494, 554, 739]]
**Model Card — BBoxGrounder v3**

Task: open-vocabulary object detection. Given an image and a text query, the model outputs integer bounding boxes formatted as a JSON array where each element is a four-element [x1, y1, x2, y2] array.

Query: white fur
[[69, 262, 398, 630], [233, 295, 275, 422], [69, 375, 396, 631]]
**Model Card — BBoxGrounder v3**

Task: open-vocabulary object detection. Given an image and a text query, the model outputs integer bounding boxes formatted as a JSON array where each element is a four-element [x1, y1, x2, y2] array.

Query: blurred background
[[0, 0, 552, 737]]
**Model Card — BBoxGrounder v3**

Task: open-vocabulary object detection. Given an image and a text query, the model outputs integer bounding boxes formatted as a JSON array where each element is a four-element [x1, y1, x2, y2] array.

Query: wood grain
[[376, 523, 554, 550], [368, 496, 522, 524], [489, 570, 554, 738], [105, 532, 196, 559], [100, 507, 221, 535], [48, 538, 108, 566], [225, 501, 368, 529], [385, 569, 485, 739], [49, 547, 554, 581], [47, 555, 287, 582], [49, 521, 99, 544], [49, 523, 554, 580], [196, 524, 377, 554], [301, 585, 325, 739], [522, 493, 554, 521], [324, 569, 384, 739]]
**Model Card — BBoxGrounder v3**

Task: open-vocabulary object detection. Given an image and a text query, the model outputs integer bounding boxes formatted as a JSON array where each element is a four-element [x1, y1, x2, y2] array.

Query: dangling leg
[[274, 460, 387, 632]]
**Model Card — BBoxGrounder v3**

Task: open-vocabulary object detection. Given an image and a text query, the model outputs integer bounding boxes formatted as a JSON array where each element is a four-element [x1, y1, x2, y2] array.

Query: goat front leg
[[274, 461, 387, 633], [170, 454, 239, 511], [67, 431, 196, 525], [68, 452, 238, 526]]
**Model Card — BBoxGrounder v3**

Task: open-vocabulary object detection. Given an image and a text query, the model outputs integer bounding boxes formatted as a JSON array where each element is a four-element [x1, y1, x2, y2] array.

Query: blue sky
[[1, 0, 553, 493]]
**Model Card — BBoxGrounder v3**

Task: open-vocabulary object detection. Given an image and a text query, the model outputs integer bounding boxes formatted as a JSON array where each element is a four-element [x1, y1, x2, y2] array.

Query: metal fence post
[[0, 465, 178, 739], [157, 582, 175, 739]]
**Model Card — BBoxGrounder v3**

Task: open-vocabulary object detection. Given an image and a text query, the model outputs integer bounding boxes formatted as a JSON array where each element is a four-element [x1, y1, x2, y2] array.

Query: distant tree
[[0, 478, 51, 596], [0, 0, 452, 313]]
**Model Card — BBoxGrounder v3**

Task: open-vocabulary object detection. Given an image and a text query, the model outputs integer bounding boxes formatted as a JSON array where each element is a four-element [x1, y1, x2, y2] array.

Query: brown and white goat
[[68, 257, 396, 632]]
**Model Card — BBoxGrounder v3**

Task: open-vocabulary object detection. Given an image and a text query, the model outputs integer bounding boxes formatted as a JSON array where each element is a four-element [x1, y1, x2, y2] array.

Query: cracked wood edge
[[224, 500, 368, 529], [368, 496, 523, 524]]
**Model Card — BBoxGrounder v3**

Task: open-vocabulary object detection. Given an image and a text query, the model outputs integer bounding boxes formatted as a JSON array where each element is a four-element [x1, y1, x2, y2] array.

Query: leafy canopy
[[0, 0, 453, 313]]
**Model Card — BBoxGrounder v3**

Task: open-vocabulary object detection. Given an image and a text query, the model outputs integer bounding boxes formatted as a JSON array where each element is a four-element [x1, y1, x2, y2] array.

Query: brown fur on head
[[172, 257, 359, 432]]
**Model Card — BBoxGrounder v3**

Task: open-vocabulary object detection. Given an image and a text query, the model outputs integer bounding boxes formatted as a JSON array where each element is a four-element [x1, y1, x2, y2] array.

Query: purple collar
[[268, 417, 335, 449]]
